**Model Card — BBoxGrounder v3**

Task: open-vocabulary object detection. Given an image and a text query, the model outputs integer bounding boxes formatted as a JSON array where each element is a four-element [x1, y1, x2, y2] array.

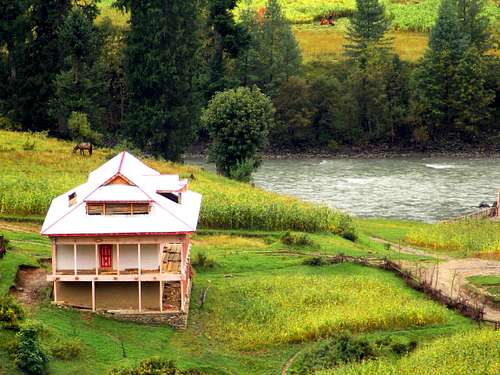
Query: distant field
[[96, 1, 499, 63], [406, 219, 500, 259], [295, 24, 429, 62]]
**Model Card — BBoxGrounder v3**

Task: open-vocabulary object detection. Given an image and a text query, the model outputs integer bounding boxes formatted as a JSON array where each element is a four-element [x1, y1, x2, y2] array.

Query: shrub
[[0, 116, 22, 131], [281, 231, 316, 247], [50, 338, 82, 360], [292, 333, 375, 374], [0, 296, 24, 330], [68, 111, 102, 144], [303, 257, 326, 266], [14, 321, 49, 375], [192, 252, 216, 271], [22, 134, 36, 151], [332, 214, 357, 241]]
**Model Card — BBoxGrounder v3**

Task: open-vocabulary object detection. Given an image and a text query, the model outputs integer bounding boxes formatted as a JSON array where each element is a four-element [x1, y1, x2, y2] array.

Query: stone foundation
[[99, 311, 188, 329]]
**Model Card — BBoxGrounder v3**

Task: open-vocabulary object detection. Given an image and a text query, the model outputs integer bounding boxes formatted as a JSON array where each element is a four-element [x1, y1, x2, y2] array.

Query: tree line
[[0, 0, 498, 167]]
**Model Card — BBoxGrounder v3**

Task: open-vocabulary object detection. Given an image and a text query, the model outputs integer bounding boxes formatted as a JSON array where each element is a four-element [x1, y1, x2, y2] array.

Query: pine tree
[[412, 0, 494, 140], [0, 0, 27, 120], [237, 0, 302, 96], [15, 0, 72, 131], [116, 0, 203, 161], [49, 8, 101, 136], [259, 0, 302, 95], [206, 0, 249, 98], [344, 0, 391, 60]]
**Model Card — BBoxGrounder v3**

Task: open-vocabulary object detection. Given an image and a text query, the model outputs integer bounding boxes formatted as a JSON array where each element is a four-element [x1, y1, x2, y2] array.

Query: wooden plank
[[159, 281, 163, 312]]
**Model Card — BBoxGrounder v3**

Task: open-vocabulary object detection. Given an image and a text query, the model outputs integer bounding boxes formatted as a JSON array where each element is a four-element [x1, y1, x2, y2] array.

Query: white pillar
[[138, 244, 141, 275], [73, 243, 77, 276], [117, 244, 120, 276], [138, 280, 142, 312], [159, 281, 163, 312], [92, 280, 96, 312], [51, 240, 56, 276], [95, 244, 99, 276], [53, 281, 57, 303]]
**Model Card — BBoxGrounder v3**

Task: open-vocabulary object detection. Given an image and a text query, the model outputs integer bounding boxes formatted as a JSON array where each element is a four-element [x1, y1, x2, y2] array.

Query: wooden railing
[[447, 206, 496, 222]]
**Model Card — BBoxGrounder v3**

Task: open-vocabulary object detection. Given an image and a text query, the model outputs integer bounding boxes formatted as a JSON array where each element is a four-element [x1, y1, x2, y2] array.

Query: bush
[[109, 357, 204, 375], [281, 231, 316, 247], [0, 296, 24, 330], [0, 116, 22, 131], [50, 338, 82, 360], [303, 257, 327, 266], [68, 111, 102, 144], [227, 159, 259, 182], [332, 214, 357, 241], [292, 333, 375, 374], [192, 252, 216, 271], [14, 321, 49, 375]]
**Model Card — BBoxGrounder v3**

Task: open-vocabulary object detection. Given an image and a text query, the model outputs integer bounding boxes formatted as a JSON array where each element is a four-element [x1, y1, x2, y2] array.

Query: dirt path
[[281, 350, 301, 375], [0, 220, 41, 234], [11, 266, 49, 306], [371, 237, 500, 321]]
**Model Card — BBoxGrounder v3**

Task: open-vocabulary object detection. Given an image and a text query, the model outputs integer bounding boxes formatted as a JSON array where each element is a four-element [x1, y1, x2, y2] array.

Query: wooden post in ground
[[92, 279, 96, 311]]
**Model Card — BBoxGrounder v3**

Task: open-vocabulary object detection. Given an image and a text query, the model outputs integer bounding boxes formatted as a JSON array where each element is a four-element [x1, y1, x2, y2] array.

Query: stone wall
[[99, 311, 188, 329]]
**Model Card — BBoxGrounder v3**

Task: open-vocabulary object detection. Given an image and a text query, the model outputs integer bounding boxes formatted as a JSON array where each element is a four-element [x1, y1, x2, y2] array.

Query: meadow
[[406, 218, 500, 258], [0, 221, 478, 374], [0, 130, 350, 233]]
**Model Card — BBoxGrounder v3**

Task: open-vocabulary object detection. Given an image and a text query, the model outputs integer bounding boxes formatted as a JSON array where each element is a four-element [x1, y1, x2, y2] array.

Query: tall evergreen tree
[[0, 0, 27, 120], [412, 0, 493, 140], [206, 0, 249, 98], [344, 0, 391, 60], [237, 0, 301, 96], [49, 8, 102, 136], [15, 0, 72, 131], [116, 0, 203, 161]]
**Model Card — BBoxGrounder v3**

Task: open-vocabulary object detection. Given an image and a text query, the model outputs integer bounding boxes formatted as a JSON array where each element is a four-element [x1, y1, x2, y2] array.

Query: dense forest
[[0, 0, 498, 162]]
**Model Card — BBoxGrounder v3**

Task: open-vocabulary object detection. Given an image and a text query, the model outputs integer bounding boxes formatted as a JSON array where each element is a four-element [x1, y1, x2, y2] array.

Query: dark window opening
[[68, 192, 77, 206], [158, 192, 179, 204]]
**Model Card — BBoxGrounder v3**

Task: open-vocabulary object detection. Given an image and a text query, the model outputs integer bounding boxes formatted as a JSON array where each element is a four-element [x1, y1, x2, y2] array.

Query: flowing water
[[188, 156, 500, 222]]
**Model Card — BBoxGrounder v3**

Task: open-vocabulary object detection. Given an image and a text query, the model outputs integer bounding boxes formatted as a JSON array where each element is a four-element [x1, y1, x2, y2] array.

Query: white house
[[41, 152, 201, 324]]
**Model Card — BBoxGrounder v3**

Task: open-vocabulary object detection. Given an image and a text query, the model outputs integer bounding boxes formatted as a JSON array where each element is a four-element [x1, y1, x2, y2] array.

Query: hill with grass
[[0, 130, 499, 374]]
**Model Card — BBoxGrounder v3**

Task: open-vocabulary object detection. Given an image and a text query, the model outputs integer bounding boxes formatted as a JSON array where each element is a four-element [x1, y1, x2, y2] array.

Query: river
[[187, 156, 500, 222]]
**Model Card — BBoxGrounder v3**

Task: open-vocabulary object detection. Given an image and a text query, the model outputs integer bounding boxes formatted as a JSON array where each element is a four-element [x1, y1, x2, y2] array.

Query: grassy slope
[[0, 221, 477, 374], [0, 130, 344, 232]]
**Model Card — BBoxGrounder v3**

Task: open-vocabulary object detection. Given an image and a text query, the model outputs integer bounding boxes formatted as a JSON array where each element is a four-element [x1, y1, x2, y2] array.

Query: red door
[[99, 245, 112, 268]]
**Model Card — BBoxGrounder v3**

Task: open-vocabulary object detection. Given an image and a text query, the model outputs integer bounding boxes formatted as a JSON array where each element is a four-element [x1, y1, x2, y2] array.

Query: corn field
[[203, 265, 448, 349], [0, 130, 348, 232]]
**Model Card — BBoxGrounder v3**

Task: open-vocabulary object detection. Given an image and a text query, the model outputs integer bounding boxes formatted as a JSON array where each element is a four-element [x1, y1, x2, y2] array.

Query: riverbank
[[187, 142, 500, 160]]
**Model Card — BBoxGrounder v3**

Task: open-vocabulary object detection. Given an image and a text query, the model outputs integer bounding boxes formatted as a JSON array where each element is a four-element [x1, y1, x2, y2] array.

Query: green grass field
[[0, 221, 480, 374]]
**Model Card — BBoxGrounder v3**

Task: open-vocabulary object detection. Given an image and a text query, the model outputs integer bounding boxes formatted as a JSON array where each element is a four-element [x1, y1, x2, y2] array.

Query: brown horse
[[73, 142, 93, 156]]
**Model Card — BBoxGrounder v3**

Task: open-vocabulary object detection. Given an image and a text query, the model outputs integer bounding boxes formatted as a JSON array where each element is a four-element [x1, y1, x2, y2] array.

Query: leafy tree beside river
[[0, 0, 498, 165]]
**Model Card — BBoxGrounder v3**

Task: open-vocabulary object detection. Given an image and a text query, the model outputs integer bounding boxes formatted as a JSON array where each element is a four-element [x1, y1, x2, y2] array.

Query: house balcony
[[48, 242, 188, 282]]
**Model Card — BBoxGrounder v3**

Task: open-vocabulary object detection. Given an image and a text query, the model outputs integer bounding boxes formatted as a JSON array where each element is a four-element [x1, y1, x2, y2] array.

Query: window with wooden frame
[[86, 202, 150, 215]]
